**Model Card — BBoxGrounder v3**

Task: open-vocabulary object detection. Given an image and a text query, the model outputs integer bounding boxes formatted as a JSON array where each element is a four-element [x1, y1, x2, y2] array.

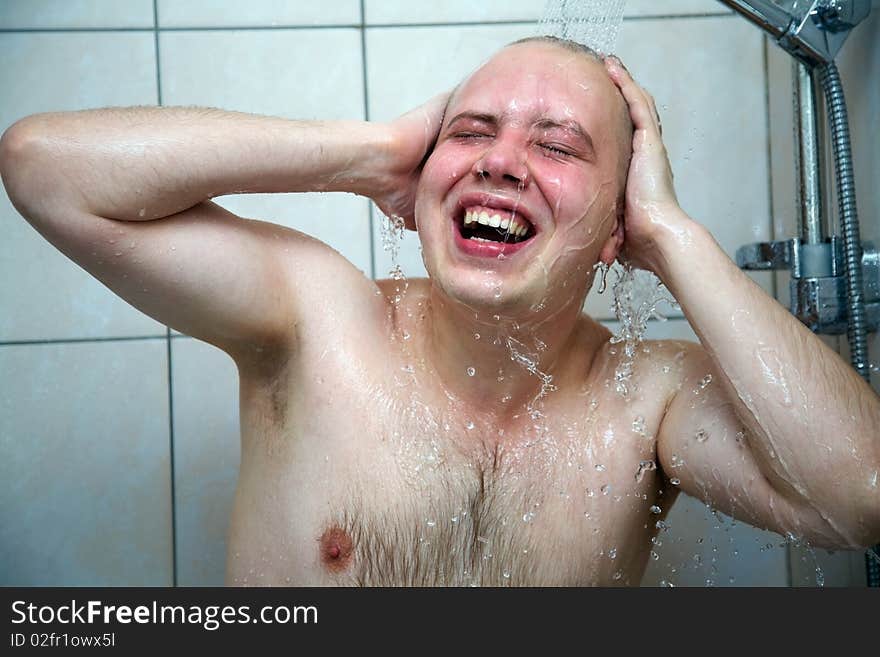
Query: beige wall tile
[[365, 0, 542, 24], [159, 27, 372, 329], [171, 337, 240, 586], [159, 29, 364, 120], [0, 32, 166, 341], [0, 0, 154, 29], [158, 0, 360, 27], [364, 0, 730, 24], [0, 340, 172, 585]]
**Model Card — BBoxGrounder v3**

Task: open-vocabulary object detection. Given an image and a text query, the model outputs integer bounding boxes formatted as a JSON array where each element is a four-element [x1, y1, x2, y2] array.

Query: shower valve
[[736, 237, 880, 334]]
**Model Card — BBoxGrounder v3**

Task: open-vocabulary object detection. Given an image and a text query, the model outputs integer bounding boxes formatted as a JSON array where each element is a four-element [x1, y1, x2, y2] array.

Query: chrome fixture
[[736, 237, 880, 334], [719, 0, 871, 64]]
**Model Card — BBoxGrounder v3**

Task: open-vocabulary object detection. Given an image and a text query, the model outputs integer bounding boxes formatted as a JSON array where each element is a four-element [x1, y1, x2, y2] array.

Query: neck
[[421, 280, 596, 423]]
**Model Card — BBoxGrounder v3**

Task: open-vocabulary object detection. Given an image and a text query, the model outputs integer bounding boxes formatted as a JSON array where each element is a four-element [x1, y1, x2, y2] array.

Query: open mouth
[[456, 206, 536, 245]]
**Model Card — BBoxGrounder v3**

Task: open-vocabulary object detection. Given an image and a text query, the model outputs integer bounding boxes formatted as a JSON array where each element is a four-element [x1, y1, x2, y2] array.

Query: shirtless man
[[2, 37, 878, 586]]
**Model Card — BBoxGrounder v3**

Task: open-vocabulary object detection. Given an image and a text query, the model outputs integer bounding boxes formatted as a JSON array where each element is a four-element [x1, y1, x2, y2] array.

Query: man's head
[[414, 37, 634, 316]]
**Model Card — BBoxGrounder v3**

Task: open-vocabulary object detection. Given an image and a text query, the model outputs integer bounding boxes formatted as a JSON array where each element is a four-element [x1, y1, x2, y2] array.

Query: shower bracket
[[736, 237, 879, 334]]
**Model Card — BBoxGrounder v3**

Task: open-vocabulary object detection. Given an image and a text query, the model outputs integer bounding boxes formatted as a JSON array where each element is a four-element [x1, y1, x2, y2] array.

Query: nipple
[[319, 526, 353, 572]]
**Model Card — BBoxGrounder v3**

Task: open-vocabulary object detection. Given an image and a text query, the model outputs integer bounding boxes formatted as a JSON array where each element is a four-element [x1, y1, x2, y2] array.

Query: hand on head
[[603, 55, 684, 273], [374, 91, 451, 230]]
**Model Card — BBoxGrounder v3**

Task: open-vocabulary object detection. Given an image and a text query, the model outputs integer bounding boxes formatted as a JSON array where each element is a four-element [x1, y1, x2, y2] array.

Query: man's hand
[[604, 56, 691, 275], [373, 92, 450, 230]]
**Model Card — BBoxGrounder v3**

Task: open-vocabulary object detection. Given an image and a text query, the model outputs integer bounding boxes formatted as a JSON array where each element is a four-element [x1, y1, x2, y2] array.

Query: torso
[[226, 277, 687, 586]]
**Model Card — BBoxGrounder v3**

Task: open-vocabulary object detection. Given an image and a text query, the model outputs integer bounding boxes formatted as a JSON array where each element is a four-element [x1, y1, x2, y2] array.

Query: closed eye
[[453, 132, 492, 140], [539, 143, 574, 157]]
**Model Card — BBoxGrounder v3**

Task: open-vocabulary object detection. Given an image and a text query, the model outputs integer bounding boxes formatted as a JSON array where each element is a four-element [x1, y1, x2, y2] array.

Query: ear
[[598, 212, 625, 266]]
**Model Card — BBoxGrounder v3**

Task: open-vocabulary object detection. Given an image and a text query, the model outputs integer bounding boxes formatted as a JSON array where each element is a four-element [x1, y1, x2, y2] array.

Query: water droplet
[[608, 547, 618, 559], [466, 367, 476, 377], [635, 459, 656, 482], [612, 570, 623, 580], [695, 429, 709, 443], [474, 332, 480, 340], [522, 511, 536, 522], [699, 374, 713, 389], [650, 550, 660, 560], [426, 520, 436, 528], [502, 570, 511, 579], [465, 420, 475, 430], [670, 477, 681, 486], [595, 463, 606, 472], [632, 415, 647, 435], [649, 505, 662, 514], [600, 484, 611, 495]]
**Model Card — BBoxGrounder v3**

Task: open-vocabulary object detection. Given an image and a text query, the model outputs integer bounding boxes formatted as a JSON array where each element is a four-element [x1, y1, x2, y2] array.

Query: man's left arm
[[605, 56, 880, 549]]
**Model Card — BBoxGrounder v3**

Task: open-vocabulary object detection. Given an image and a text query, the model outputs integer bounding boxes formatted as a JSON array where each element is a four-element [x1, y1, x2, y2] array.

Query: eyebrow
[[446, 112, 595, 155], [533, 118, 595, 154], [446, 111, 497, 127]]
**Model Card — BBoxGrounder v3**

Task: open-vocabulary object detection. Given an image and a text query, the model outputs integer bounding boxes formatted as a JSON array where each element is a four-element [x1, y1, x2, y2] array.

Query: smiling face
[[415, 40, 632, 316]]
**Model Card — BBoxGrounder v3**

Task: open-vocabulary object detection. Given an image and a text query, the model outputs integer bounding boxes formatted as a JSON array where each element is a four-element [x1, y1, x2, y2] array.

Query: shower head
[[716, 0, 871, 64]]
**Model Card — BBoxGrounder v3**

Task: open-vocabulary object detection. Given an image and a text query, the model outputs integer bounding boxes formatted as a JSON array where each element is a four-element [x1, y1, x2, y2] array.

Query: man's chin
[[428, 273, 546, 318]]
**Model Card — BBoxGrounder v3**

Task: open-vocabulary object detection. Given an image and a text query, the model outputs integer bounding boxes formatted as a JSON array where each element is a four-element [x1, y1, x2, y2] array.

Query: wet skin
[[228, 279, 688, 586], [227, 46, 674, 586], [6, 38, 876, 587]]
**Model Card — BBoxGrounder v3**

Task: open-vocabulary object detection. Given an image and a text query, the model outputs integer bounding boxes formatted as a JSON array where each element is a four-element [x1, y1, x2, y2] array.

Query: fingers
[[604, 56, 662, 138]]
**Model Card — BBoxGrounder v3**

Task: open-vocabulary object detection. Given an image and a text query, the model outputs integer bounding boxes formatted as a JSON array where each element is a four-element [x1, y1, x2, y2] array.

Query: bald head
[[442, 36, 634, 203]]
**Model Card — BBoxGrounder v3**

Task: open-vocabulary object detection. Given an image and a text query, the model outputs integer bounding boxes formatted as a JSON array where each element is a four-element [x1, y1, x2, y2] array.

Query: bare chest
[[228, 346, 670, 586]]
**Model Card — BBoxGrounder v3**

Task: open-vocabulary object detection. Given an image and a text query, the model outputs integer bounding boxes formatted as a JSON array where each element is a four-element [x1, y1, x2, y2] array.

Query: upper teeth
[[463, 210, 529, 236]]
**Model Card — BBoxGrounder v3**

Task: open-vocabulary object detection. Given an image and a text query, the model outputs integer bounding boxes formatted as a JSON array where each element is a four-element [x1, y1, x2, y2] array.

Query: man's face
[[415, 42, 630, 316]]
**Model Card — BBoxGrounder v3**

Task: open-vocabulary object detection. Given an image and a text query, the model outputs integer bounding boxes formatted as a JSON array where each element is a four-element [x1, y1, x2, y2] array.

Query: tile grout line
[[0, 335, 182, 347], [762, 35, 780, 305], [0, 12, 737, 35], [154, 0, 178, 589], [360, 0, 376, 281]]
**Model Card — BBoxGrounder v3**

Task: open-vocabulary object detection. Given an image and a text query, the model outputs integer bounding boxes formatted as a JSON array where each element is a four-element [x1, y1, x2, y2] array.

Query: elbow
[[0, 116, 57, 219], [0, 118, 33, 186]]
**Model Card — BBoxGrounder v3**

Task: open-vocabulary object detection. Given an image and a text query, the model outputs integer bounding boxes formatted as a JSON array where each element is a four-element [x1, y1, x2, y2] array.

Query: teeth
[[462, 208, 531, 238]]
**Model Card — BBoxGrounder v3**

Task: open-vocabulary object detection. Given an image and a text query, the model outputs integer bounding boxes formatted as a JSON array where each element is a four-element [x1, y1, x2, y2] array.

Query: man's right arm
[[0, 106, 419, 366]]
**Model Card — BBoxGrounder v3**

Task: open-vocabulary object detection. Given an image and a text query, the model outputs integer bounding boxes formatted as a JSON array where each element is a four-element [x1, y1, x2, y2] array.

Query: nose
[[473, 135, 530, 188]]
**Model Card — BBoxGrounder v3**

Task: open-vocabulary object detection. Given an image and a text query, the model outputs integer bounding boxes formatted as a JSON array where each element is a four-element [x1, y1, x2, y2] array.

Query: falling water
[[609, 264, 678, 397], [538, 0, 628, 54], [379, 213, 409, 308]]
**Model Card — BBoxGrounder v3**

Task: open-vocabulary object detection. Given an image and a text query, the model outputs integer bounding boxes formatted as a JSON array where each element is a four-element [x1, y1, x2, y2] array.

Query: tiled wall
[[1, 0, 873, 587]]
